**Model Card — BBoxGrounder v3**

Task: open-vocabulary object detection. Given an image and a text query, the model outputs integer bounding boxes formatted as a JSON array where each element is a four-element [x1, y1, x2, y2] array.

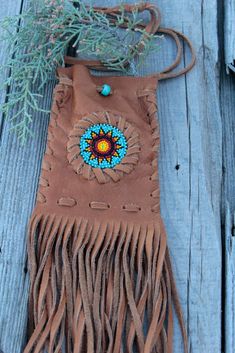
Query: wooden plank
[[0, 0, 222, 352], [224, 206, 235, 353], [224, 0, 235, 72], [153, 1, 222, 352], [0, 1, 52, 352], [220, 46, 235, 352], [0, 3, 30, 352], [221, 69, 235, 215]]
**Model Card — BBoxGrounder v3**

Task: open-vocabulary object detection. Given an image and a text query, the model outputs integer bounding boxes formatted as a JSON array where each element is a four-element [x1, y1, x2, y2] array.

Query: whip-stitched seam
[[38, 80, 159, 214], [137, 89, 160, 214], [37, 78, 72, 204]]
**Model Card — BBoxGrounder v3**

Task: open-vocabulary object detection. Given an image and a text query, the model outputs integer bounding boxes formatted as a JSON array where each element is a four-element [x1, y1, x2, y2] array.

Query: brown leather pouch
[[24, 3, 195, 353]]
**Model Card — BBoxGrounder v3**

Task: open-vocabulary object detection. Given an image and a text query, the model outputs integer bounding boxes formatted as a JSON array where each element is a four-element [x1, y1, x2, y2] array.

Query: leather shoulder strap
[[64, 3, 196, 79], [65, 3, 161, 71], [155, 27, 196, 80]]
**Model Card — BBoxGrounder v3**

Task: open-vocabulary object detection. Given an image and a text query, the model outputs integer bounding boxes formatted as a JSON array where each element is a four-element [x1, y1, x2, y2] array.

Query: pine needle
[[0, 0, 160, 143]]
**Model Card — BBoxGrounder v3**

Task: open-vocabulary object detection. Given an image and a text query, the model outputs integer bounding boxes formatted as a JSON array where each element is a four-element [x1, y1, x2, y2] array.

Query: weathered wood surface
[[220, 45, 235, 352], [0, 0, 225, 352], [224, 0, 235, 72], [224, 207, 235, 353]]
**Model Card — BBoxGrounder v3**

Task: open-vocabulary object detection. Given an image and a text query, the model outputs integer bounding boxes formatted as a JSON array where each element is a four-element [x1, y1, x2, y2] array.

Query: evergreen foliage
[[0, 0, 159, 143]]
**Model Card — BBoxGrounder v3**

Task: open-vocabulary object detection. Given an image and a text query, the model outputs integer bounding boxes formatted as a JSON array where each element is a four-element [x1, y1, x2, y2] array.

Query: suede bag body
[[23, 4, 196, 353]]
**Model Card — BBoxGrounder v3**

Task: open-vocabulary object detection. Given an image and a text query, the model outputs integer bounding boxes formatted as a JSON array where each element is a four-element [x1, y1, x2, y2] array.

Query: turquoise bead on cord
[[100, 84, 111, 96]]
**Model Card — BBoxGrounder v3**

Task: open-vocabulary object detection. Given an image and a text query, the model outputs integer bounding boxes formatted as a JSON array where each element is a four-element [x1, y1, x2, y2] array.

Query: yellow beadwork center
[[97, 139, 110, 153]]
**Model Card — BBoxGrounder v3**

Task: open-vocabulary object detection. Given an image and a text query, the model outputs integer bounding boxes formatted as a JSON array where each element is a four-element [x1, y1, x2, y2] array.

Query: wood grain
[[0, 1, 223, 352], [220, 39, 235, 353], [0, 1, 52, 352], [152, 1, 222, 352], [224, 206, 235, 353]]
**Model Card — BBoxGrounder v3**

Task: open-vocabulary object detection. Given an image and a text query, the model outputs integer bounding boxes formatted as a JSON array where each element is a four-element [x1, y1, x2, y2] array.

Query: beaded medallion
[[80, 123, 127, 169], [67, 111, 141, 183]]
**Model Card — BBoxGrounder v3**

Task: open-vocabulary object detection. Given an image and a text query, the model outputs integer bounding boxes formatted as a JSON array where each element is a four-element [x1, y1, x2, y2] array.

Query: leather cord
[[64, 2, 161, 71], [64, 3, 196, 80], [156, 27, 196, 80], [93, 3, 161, 36]]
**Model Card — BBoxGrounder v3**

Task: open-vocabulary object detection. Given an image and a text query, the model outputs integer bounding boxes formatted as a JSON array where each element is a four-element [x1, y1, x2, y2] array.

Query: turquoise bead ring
[[80, 123, 127, 169]]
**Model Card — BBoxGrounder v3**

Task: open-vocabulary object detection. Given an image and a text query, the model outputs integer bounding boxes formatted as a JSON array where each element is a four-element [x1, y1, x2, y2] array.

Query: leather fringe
[[24, 214, 187, 353]]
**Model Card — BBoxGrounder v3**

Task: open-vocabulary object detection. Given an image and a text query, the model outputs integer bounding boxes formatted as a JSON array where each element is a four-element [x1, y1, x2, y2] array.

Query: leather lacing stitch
[[137, 89, 160, 214], [57, 197, 77, 207], [37, 76, 73, 205], [122, 204, 141, 212], [55, 200, 142, 212], [89, 201, 110, 210], [37, 80, 158, 214], [88, 202, 142, 212], [37, 159, 52, 203]]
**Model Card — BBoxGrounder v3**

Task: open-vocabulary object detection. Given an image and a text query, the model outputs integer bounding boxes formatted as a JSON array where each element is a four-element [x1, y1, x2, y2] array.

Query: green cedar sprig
[[0, 0, 159, 143]]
